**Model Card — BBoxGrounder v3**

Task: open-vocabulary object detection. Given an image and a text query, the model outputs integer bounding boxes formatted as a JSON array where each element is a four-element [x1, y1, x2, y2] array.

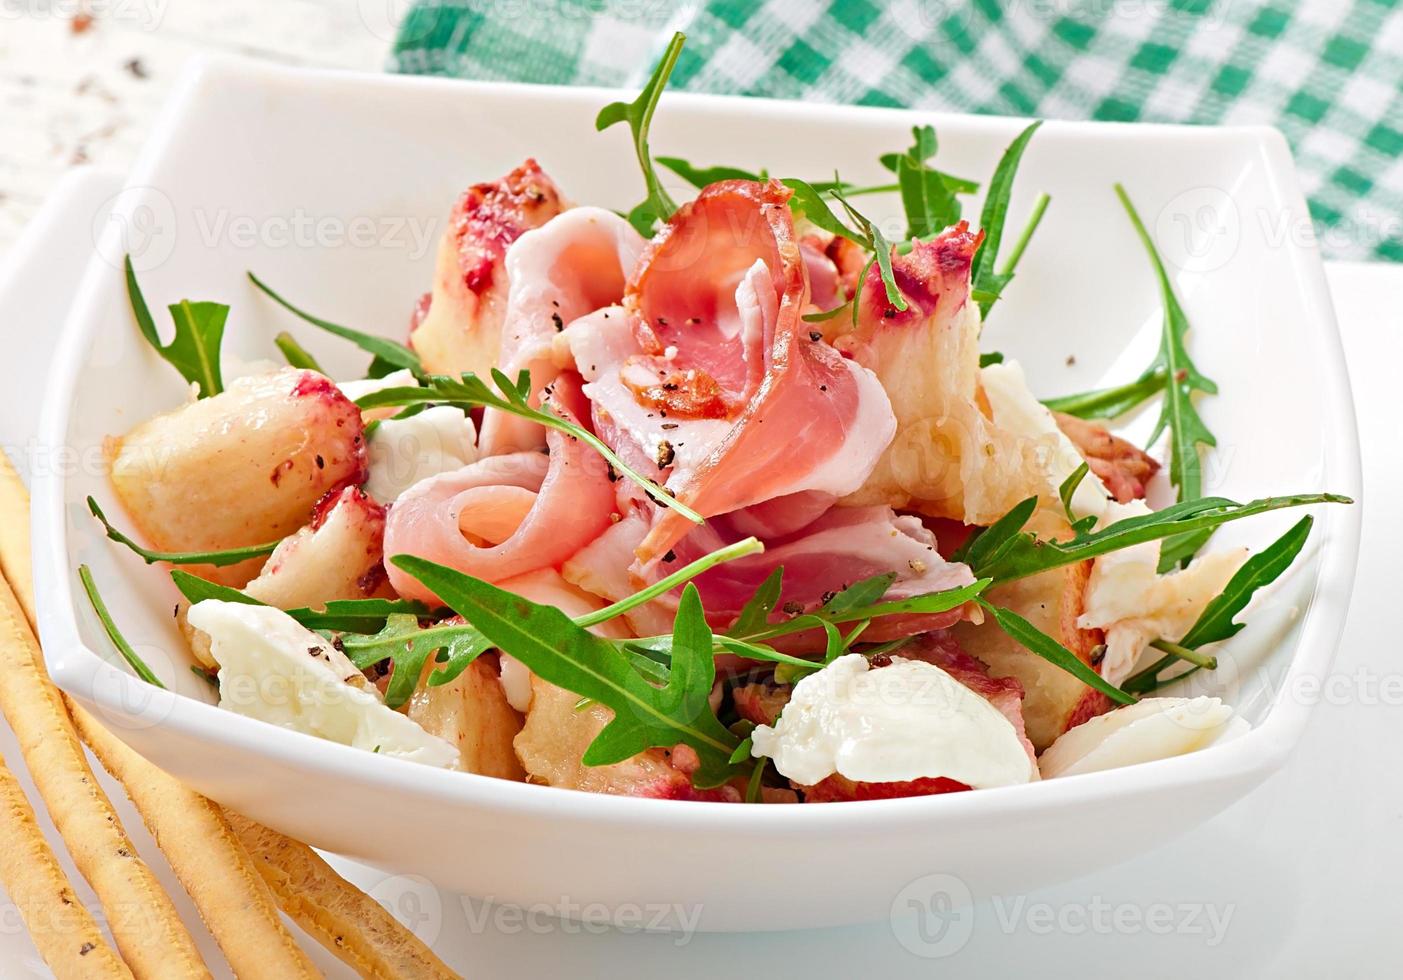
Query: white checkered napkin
[[392, 0, 1403, 261]]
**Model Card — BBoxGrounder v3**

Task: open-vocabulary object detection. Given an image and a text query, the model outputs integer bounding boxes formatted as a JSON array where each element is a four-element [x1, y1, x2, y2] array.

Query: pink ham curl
[[383, 374, 616, 605], [619, 180, 896, 565]]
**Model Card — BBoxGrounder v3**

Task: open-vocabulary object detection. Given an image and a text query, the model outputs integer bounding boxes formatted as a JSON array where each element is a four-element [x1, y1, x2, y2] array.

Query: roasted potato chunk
[[108, 368, 366, 585]]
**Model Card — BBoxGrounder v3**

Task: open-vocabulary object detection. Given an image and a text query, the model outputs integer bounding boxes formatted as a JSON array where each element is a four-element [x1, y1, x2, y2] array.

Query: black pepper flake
[[661, 422, 679, 430], [819, 384, 827, 391], [551, 299, 560, 307], [820, 590, 837, 606], [1065, 354, 1077, 367], [781, 601, 804, 616], [551, 312, 564, 332], [315, 454, 325, 469], [606, 465, 618, 482], [809, 331, 822, 342], [124, 58, 147, 79], [657, 316, 669, 327], [662, 549, 677, 563], [883, 308, 897, 319], [79, 943, 95, 956], [655, 440, 676, 468]]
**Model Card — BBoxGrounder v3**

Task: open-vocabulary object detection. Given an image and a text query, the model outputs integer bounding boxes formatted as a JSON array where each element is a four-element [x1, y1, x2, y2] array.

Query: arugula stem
[[274, 331, 323, 372], [248, 271, 421, 373], [997, 192, 1051, 279], [79, 565, 166, 688], [578, 538, 763, 627], [89, 497, 280, 567], [1042, 371, 1166, 420], [1148, 638, 1217, 671]]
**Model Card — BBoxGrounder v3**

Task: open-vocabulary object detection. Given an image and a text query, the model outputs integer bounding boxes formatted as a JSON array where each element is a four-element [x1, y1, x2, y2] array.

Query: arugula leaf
[[90, 497, 279, 567], [169, 569, 428, 633], [819, 573, 897, 615], [1113, 184, 1221, 569], [1042, 371, 1166, 420], [79, 564, 167, 687], [274, 331, 324, 372], [247, 271, 421, 374], [951, 495, 1038, 568], [976, 597, 1134, 705], [341, 614, 492, 708], [596, 32, 686, 236], [893, 125, 962, 239], [355, 370, 703, 525], [125, 256, 227, 397], [969, 492, 1348, 584], [1058, 462, 1090, 525], [781, 178, 864, 243], [968, 121, 1044, 319], [831, 189, 907, 313], [879, 151, 980, 194], [730, 567, 784, 636], [394, 556, 742, 786], [1180, 516, 1313, 649], [656, 157, 763, 187], [1124, 516, 1314, 693]]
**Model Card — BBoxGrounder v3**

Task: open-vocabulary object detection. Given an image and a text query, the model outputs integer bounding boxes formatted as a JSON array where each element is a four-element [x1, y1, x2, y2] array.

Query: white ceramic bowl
[[33, 57, 1361, 931]]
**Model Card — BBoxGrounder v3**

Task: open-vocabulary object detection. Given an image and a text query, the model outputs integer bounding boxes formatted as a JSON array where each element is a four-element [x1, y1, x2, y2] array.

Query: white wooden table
[[0, 1, 389, 256]]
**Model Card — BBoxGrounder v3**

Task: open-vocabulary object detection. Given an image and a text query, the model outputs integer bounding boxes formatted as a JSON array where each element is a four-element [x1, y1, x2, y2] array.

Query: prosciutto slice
[[479, 207, 646, 455], [410, 159, 568, 377], [383, 375, 616, 605], [675, 504, 977, 637], [575, 180, 896, 565]]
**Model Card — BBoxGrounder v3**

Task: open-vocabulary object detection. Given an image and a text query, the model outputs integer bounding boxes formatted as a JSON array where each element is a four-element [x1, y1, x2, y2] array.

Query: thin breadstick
[[69, 710, 320, 980], [0, 575, 212, 978], [0, 449, 35, 627], [2, 448, 456, 978], [226, 811, 461, 980], [0, 760, 132, 979]]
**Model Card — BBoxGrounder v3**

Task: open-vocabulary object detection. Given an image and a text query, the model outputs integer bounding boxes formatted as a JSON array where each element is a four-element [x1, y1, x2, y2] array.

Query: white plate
[[30, 56, 1362, 931]]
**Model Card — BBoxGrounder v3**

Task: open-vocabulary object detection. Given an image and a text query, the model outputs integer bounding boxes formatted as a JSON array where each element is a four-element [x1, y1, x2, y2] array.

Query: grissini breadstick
[[226, 812, 461, 980], [68, 709, 320, 979], [0, 449, 34, 625], [0, 574, 211, 979], [2, 450, 456, 977], [0, 760, 132, 979]]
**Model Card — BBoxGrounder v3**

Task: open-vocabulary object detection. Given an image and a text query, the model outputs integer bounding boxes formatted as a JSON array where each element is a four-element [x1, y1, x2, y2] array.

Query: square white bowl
[[33, 56, 1361, 931]]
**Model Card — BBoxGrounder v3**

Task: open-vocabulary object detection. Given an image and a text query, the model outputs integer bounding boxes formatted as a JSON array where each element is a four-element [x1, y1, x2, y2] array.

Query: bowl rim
[[32, 54, 1365, 834]]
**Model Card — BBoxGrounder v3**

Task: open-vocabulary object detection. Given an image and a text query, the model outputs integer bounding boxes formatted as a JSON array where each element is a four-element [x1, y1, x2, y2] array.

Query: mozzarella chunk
[[364, 406, 478, 504], [188, 600, 458, 768], [750, 654, 1035, 788], [1039, 696, 1245, 777]]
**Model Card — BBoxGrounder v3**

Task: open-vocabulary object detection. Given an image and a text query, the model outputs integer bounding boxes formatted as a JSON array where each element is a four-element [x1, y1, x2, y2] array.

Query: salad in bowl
[[81, 36, 1348, 809]]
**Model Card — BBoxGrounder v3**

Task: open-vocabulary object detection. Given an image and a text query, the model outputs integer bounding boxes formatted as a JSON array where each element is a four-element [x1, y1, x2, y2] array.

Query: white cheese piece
[[749, 654, 1035, 788], [364, 405, 478, 504], [188, 600, 458, 768], [336, 368, 418, 402], [1039, 696, 1245, 777]]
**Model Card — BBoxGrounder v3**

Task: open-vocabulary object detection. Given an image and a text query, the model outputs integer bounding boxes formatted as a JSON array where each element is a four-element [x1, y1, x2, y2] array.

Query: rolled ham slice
[[383, 375, 616, 605], [479, 207, 646, 455]]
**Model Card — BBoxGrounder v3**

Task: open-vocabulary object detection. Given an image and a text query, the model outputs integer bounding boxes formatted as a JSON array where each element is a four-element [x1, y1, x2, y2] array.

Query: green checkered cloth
[[391, 0, 1403, 262]]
